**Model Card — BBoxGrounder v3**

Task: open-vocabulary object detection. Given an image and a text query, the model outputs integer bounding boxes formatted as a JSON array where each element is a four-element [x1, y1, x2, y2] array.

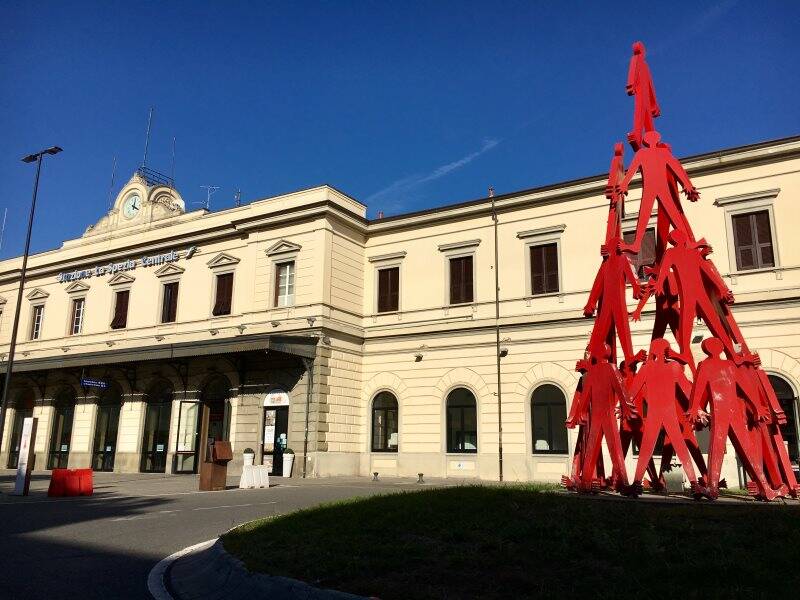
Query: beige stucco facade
[[1, 135, 799, 487]]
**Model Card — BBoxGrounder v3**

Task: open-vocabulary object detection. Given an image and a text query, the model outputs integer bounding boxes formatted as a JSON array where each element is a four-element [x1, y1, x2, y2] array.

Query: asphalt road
[[0, 471, 442, 599]]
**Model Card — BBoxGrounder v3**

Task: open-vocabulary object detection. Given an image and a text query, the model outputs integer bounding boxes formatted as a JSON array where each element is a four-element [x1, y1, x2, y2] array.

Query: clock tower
[[83, 169, 186, 238]]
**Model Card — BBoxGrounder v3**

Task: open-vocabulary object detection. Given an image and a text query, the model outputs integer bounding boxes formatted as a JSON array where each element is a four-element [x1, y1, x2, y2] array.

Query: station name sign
[[57, 247, 196, 283]]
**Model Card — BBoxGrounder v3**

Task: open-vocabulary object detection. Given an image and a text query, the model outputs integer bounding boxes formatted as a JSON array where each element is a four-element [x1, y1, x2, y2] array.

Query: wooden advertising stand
[[199, 440, 233, 491]]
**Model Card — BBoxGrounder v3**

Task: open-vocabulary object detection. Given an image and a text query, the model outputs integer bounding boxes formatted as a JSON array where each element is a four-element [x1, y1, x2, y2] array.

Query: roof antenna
[[107, 156, 117, 210], [198, 185, 219, 210], [141, 106, 154, 168], [0, 208, 7, 252], [234, 188, 242, 207], [170, 136, 176, 188]]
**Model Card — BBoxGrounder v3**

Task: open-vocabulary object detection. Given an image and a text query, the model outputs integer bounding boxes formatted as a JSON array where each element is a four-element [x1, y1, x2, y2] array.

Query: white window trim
[[518, 225, 566, 299], [442, 250, 477, 307], [714, 188, 781, 279], [273, 260, 296, 308], [30, 303, 45, 340]]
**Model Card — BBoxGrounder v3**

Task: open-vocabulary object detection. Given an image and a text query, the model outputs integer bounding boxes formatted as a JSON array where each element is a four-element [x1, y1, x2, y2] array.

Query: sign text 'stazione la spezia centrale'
[[56, 247, 196, 283]]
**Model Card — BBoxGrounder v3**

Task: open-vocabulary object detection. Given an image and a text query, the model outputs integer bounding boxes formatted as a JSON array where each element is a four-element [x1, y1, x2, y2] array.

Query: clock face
[[122, 194, 141, 219]]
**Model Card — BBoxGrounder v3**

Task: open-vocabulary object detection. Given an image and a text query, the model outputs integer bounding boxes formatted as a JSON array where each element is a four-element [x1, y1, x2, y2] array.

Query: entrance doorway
[[92, 383, 122, 472], [7, 390, 34, 469], [263, 404, 289, 476], [197, 376, 232, 466], [47, 388, 76, 469], [140, 381, 173, 473]]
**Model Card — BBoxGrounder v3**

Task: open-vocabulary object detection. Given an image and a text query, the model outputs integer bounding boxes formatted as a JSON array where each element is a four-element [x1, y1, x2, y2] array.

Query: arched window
[[446, 388, 477, 453], [531, 384, 568, 454], [140, 380, 174, 473], [48, 387, 76, 469], [371, 392, 398, 452], [768, 374, 799, 463]]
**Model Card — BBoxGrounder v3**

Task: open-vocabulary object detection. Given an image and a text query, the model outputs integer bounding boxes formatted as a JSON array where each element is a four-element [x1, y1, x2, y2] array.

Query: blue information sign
[[81, 378, 108, 389]]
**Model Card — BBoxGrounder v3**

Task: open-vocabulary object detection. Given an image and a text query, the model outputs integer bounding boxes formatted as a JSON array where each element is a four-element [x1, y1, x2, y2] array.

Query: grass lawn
[[223, 485, 800, 599]]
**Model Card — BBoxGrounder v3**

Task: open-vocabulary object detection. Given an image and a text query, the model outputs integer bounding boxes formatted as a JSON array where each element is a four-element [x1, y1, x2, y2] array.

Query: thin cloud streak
[[365, 138, 501, 209]]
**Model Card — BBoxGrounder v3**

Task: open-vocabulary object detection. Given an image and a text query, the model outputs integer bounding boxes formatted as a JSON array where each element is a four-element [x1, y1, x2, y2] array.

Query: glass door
[[7, 408, 33, 468], [140, 401, 172, 473], [47, 402, 75, 469], [92, 403, 120, 471], [262, 406, 289, 475], [174, 401, 200, 474]]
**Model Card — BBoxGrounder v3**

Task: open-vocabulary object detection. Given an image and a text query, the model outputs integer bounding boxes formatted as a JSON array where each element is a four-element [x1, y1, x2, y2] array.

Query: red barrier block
[[64, 469, 81, 496], [48, 468, 68, 497], [78, 469, 93, 496]]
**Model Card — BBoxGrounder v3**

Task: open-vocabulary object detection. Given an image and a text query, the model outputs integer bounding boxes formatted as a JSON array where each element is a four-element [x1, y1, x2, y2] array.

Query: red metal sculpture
[[564, 40, 796, 501]]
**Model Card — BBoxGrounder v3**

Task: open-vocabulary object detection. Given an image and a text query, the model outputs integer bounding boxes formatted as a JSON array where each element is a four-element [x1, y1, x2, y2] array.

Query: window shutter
[[754, 211, 775, 267], [732, 213, 757, 270], [450, 257, 464, 304], [162, 282, 179, 323], [212, 273, 233, 316], [530, 246, 543, 295], [378, 267, 399, 313], [543, 243, 559, 293], [111, 290, 129, 329], [463, 256, 473, 302]]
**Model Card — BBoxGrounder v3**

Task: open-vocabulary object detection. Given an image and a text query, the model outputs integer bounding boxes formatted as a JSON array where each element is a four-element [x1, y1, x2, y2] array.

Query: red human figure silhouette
[[626, 338, 704, 496], [577, 344, 636, 492], [737, 359, 798, 497], [584, 240, 641, 366], [604, 142, 626, 242], [688, 338, 782, 501], [630, 268, 680, 343], [626, 41, 661, 151], [564, 358, 606, 490], [618, 131, 700, 255], [653, 229, 737, 366], [617, 352, 662, 489]]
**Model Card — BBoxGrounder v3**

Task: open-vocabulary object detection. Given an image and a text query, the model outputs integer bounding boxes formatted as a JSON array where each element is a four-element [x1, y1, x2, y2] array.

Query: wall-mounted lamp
[[414, 353, 423, 362], [155, 335, 165, 342], [61, 347, 70, 353], [499, 347, 509, 358], [209, 329, 218, 336], [691, 335, 704, 344], [237, 324, 247, 334], [306, 317, 316, 327], [106, 341, 115, 347], [271, 321, 280, 327]]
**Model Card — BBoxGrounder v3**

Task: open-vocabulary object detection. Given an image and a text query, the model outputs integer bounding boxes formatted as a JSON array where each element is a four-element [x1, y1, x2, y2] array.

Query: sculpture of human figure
[[618, 131, 700, 256], [652, 229, 737, 365], [630, 268, 680, 340], [575, 344, 636, 492], [584, 238, 641, 367], [626, 338, 705, 496], [626, 41, 660, 150], [564, 358, 606, 490], [688, 338, 783, 501], [604, 142, 626, 243]]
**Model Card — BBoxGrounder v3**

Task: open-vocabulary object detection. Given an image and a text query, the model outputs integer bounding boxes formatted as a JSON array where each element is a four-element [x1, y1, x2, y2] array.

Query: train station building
[[1, 135, 799, 484]]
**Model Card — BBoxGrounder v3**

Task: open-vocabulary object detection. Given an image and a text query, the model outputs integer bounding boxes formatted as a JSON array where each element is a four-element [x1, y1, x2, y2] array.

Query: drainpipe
[[301, 357, 314, 478], [491, 187, 504, 482]]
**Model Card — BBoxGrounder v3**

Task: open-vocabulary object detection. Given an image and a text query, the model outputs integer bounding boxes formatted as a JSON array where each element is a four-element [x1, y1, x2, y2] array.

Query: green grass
[[223, 485, 800, 599]]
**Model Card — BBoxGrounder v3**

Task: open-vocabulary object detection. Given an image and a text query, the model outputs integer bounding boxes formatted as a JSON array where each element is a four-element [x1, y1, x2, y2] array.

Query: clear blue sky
[[2, 1, 798, 257]]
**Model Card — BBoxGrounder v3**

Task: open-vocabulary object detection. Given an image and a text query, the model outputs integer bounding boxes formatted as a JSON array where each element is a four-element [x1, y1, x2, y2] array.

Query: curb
[[148, 536, 367, 600], [148, 538, 216, 600]]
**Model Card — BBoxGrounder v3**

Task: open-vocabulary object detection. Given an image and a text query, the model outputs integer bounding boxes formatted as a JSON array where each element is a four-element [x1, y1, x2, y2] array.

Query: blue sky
[[1, 1, 798, 256]]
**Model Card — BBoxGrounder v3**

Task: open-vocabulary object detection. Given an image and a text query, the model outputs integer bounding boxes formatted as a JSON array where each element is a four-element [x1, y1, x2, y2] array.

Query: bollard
[[417, 473, 424, 484]]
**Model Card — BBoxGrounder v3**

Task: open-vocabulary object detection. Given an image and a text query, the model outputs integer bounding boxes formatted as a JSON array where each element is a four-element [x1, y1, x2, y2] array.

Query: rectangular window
[[449, 255, 474, 304], [69, 298, 85, 335], [212, 272, 234, 316], [530, 243, 559, 295], [274, 261, 295, 307], [30, 305, 44, 340], [161, 282, 179, 323], [377, 267, 399, 313], [110, 290, 130, 329], [623, 228, 656, 280], [732, 210, 775, 271]]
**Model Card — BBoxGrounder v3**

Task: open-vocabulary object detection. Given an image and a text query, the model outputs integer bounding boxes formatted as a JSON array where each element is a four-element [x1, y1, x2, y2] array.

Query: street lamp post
[[0, 146, 62, 445]]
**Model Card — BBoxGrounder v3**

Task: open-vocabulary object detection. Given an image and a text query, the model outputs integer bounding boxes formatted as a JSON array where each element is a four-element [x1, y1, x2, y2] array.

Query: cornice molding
[[714, 188, 780, 207], [368, 251, 407, 263], [206, 252, 241, 269], [64, 281, 90, 294], [154, 263, 185, 278], [25, 288, 50, 301], [108, 272, 136, 286], [516, 224, 567, 239], [265, 240, 302, 256], [437, 239, 481, 253]]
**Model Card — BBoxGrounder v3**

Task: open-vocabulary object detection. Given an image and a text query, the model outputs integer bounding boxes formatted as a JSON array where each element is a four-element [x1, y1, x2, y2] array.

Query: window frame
[[518, 225, 565, 299], [110, 289, 130, 330], [30, 304, 45, 340], [376, 265, 401, 314], [445, 387, 478, 454], [370, 391, 399, 452], [211, 271, 235, 317], [273, 260, 296, 308], [160, 281, 180, 324], [530, 383, 569, 455], [715, 189, 781, 278], [69, 297, 86, 336], [447, 253, 476, 306]]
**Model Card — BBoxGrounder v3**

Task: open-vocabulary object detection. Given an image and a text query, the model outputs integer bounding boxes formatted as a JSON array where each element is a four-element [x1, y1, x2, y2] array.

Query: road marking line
[[192, 501, 276, 511]]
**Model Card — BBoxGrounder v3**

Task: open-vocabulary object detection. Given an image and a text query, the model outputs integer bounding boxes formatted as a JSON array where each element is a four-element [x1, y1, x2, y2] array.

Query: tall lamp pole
[[490, 187, 504, 482], [0, 146, 62, 444]]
